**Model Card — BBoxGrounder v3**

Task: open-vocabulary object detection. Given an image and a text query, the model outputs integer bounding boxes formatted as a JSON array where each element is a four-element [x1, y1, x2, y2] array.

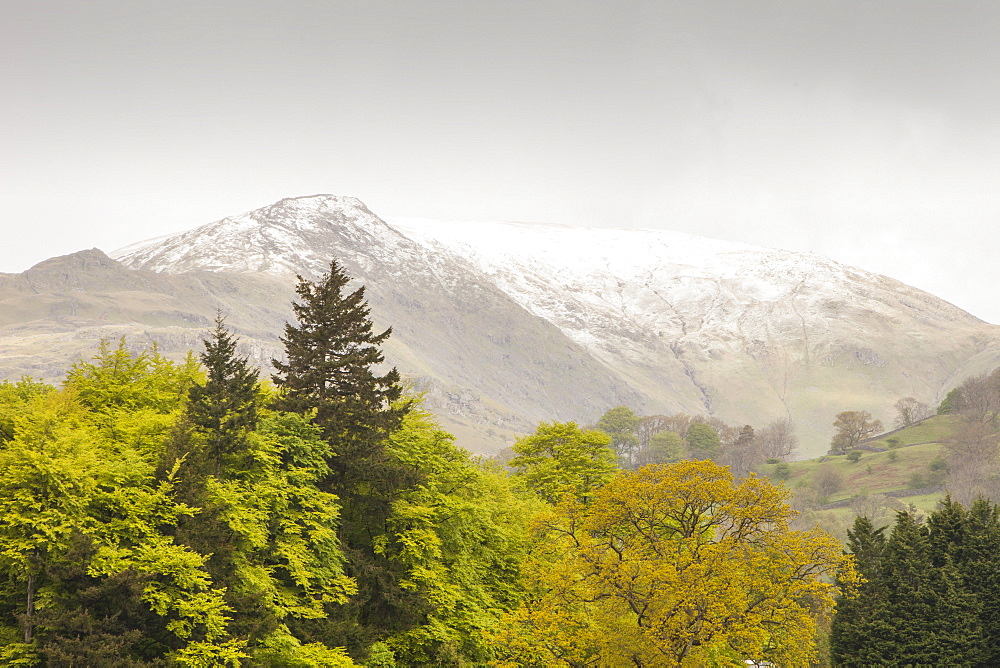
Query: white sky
[[3, 1, 999, 321]]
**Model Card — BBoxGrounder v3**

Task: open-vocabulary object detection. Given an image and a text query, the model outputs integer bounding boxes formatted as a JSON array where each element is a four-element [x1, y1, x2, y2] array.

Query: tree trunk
[[24, 570, 35, 642]]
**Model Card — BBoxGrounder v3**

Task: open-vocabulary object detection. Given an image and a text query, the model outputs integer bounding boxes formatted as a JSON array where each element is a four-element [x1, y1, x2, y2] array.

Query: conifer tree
[[830, 516, 889, 666], [187, 314, 259, 476], [271, 260, 418, 658], [832, 511, 985, 666], [272, 260, 407, 450]]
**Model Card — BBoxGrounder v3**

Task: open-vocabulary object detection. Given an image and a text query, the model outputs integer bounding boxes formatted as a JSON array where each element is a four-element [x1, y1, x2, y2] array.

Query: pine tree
[[187, 314, 260, 476], [272, 260, 407, 448], [271, 260, 419, 658], [830, 516, 889, 666]]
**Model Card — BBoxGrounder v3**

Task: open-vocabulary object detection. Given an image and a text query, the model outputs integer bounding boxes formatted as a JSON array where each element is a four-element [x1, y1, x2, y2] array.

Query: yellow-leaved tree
[[491, 460, 856, 667]]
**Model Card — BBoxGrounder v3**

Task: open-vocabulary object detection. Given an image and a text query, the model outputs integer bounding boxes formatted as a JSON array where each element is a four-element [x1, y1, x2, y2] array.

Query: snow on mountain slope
[[387, 216, 979, 363], [111, 194, 997, 455]]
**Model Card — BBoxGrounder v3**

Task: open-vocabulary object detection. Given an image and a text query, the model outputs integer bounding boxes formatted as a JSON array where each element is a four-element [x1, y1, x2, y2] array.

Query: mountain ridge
[[2, 194, 996, 456]]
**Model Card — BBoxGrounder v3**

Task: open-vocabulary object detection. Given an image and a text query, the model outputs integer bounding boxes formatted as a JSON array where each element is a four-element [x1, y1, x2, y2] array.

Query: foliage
[[509, 422, 617, 504], [65, 338, 201, 453], [685, 421, 721, 460], [831, 503, 991, 665], [938, 387, 960, 415], [377, 407, 537, 665], [636, 430, 685, 466], [0, 347, 249, 663], [830, 410, 883, 452], [595, 405, 640, 466], [493, 461, 853, 666]]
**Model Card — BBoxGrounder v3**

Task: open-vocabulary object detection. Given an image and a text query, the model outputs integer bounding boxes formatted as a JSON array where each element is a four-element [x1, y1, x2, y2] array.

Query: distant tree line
[[588, 405, 798, 478]]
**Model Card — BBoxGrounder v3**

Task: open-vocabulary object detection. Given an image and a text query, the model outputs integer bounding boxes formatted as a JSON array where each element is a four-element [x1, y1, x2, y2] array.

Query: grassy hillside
[[761, 414, 964, 540]]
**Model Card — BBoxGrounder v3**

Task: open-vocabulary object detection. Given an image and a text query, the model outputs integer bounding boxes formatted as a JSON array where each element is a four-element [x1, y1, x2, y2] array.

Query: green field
[[760, 415, 962, 540]]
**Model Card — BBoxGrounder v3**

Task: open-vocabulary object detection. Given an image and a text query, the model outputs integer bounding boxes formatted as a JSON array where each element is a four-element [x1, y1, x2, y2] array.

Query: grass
[[760, 415, 962, 541]]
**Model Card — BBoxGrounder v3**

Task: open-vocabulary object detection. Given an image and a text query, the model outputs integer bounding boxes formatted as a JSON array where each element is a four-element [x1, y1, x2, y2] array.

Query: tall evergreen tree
[[832, 511, 985, 666], [271, 260, 419, 658], [830, 516, 889, 665], [272, 260, 407, 450], [186, 314, 260, 476]]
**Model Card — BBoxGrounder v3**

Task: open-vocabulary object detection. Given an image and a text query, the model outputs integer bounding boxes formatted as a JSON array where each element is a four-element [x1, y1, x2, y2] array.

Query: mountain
[[2, 194, 998, 456]]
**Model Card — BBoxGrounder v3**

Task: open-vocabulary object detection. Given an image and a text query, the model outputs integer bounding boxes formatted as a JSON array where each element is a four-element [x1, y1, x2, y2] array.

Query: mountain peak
[[112, 194, 401, 276]]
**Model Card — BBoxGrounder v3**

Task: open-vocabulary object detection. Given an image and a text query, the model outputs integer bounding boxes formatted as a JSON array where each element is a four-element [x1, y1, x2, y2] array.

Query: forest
[[0, 259, 993, 666]]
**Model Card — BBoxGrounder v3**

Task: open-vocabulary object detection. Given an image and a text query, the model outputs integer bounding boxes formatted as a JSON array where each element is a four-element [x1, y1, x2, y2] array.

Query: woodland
[[0, 259, 997, 666]]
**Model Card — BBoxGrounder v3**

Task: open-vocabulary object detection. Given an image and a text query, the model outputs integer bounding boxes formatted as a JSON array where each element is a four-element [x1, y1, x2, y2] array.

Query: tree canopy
[[493, 460, 853, 666]]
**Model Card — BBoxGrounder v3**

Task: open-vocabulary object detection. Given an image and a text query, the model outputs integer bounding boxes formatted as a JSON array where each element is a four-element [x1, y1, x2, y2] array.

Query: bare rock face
[[3, 194, 998, 456]]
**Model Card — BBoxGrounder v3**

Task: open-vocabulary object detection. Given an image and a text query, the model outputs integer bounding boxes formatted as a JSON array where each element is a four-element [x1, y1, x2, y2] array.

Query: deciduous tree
[[685, 421, 720, 460], [595, 405, 640, 467], [493, 461, 853, 666], [831, 410, 883, 452], [894, 396, 931, 429], [509, 422, 617, 504]]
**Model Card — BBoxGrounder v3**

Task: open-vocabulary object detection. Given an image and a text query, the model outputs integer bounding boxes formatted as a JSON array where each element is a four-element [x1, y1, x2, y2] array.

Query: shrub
[[846, 450, 863, 463]]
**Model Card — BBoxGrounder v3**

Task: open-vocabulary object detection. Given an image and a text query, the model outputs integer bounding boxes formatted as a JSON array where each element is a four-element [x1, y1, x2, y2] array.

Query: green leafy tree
[[595, 406, 640, 467], [0, 378, 54, 445], [685, 422, 720, 460], [0, 392, 104, 644], [509, 422, 617, 504], [64, 338, 200, 457], [636, 430, 685, 466], [938, 387, 960, 415], [376, 406, 537, 665], [0, 381, 245, 664], [830, 410, 883, 452]]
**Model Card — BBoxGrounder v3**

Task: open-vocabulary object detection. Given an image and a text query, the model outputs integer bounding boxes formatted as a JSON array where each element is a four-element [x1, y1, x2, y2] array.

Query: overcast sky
[[3, 1, 999, 321]]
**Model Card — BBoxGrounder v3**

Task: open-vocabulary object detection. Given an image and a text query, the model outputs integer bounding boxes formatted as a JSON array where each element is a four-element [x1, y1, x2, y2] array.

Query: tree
[[685, 421, 720, 460], [509, 422, 617, 504], [951, 369, 1000, 422], [186, 314, 260, 477], [830, 516, 889, 664], [813, 463, 844, 500], [270, 260, 420, 660], [595, 406, 639, 467], [635, 430, 685, 466], [894, 397, 931, 429], [757, 417, 798, 461], [831, 410, 882, 452], [723, 424, 761, 478], [831, 506, 990, 666], [636, 413, 694, 449], [493, 461, 853, 666], [938, 387, 960, 415], [271, 259, 408, 458], [945, 421, 1000, 505], [374, 406, 537, 665]]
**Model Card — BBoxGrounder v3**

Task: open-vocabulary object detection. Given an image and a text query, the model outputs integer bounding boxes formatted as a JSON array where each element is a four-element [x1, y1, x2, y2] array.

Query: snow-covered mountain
[[9, 194, 999, 456]]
